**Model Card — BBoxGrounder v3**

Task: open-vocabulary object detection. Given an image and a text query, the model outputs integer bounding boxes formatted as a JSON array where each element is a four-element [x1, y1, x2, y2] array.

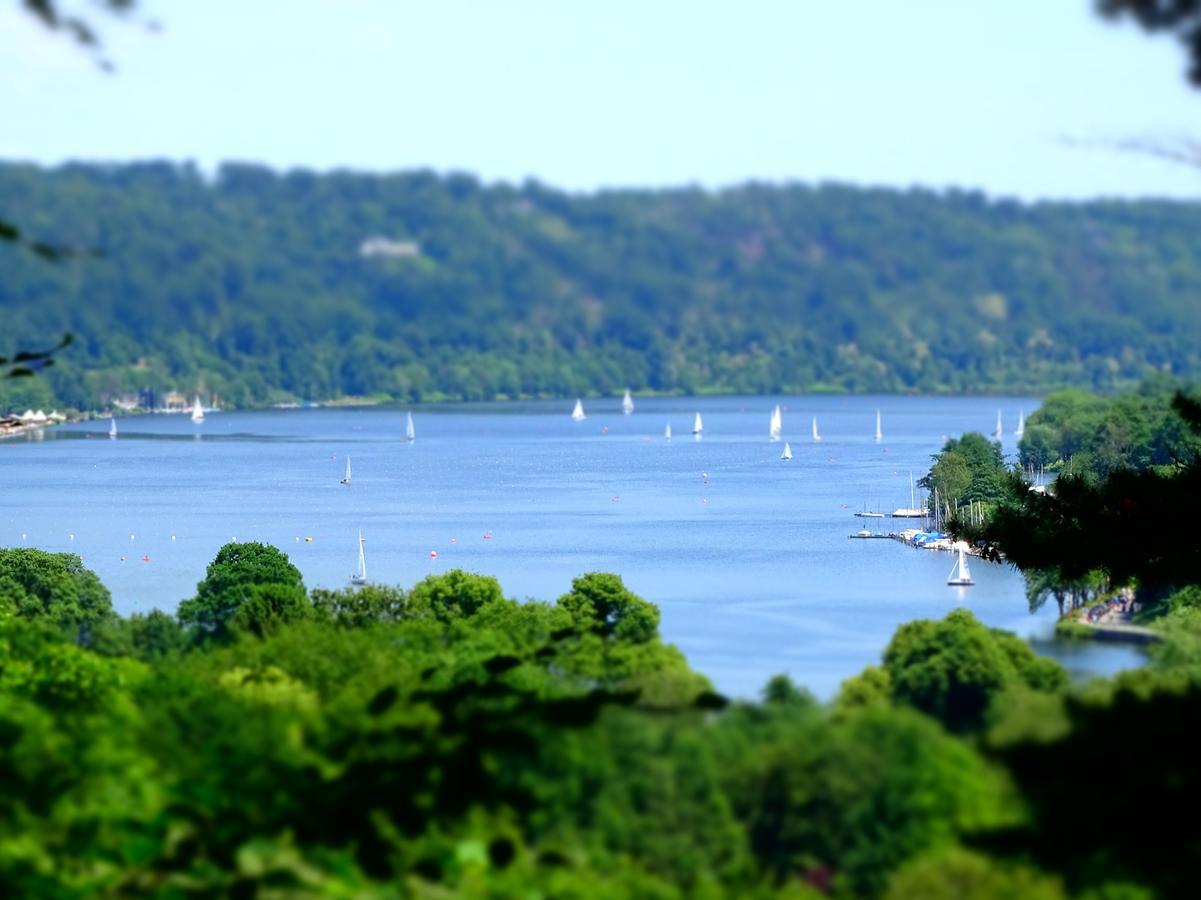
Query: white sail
[[191, 396, 205, 423], [341, 456, 352, 485], [665, 423, 672, 441], [993, 409, 1003, 441], [812, 416, 821, 442], [1015, 411, 1025, 438], [769, 405, 782, 441], [781, 441, 793, 461], [351, 530, 367, 585], [571, 399, 586, 421], [405, 411, 416, 442], [622, 389, 635, 415], [874, 410, 883, 442], [947, 547, 974, 586], [692, 412, 703, 435], [109, 418, 117, 439]]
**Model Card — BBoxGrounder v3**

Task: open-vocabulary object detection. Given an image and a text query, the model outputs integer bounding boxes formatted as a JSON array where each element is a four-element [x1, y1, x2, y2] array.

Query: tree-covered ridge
[[3, 161, 1201, 410], [4, 542, 1196, 897]]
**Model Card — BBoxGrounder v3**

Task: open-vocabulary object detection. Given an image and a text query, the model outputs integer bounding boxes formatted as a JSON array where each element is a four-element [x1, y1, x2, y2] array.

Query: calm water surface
[[3, 395, 1144, 698]]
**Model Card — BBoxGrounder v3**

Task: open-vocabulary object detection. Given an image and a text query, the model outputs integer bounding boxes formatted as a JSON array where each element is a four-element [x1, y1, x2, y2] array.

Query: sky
[[2, 0, 1201, 199]]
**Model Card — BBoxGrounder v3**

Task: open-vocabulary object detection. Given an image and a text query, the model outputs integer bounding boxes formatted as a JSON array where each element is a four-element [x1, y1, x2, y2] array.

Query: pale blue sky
[[3, 0, 1201, 198]]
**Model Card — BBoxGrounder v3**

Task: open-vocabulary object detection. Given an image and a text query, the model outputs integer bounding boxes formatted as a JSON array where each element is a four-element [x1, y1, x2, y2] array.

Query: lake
[[2, 394, 1145, 698]]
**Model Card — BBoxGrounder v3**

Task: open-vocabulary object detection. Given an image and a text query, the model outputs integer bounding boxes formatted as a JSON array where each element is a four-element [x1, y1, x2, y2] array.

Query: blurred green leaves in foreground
[[2, 538, 1198, 898]]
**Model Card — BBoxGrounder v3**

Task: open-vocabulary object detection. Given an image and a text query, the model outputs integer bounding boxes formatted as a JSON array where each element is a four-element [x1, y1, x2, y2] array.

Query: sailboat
[[947, 546, 974, 586], [350, 530, 367, 585], [1015, 411, 1025, 439], [892, 471, 926, 517], [405, 411, 416, 442], [622, 389, 635, 415], [992, 409, 1003, 441], [812, 416, 821, 442], [781, 441, 793, 461], [571, 399, 586, 421], [191, 396, 205, 423], [664, 423, 672, 441], [692, 412, 703, 435], [340, 456, 352, 485], [874, 410, 883, 442], [109, 418, 117, 439], [769, 405, 782, 442]]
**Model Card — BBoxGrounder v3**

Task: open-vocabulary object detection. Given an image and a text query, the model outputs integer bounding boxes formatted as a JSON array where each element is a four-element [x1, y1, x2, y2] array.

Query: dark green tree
[[176, 542, 307, 641], [557, 572, 661, 644], [0, 547, 114, 641], [882, 609, 1067, 733], [407, 569, 504, 622]]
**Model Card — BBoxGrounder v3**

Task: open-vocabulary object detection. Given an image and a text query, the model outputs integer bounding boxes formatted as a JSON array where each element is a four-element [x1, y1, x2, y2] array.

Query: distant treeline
[[3, 161, 1201, 410]]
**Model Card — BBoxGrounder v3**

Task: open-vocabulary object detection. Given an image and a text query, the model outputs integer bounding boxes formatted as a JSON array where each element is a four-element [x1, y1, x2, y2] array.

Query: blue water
[[1, 395, 1145, 698]]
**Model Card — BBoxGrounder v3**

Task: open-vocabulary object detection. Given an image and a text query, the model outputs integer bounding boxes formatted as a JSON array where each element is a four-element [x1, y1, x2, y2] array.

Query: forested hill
[[3, 160, 1201, 410]]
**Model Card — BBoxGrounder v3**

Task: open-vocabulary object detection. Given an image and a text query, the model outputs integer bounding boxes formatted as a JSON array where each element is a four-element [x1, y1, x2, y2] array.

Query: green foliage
[[734, 705, 1013, 897], [882, 847, 1068, 900], [0, 547, 114, 641], [4, 163, 1201, 409], [557, 572, 661, 644], [1018, 380, 1201, 480], [408, 568, 504, 621], [920, 432, 1009, 513], [176, 542, 308, 642], [982, 669, 1201, 899], [310, 583, 409, 628], [882, 609, 1067, 733], [833, 664, 892, 715], [3, 543, 1190, 896], [987, 392, 1201, 595], [90, 609, 185, 661]]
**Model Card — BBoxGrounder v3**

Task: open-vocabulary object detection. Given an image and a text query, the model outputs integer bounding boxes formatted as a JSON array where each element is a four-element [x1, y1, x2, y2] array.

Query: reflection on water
[[4, 395, 1143, 698]]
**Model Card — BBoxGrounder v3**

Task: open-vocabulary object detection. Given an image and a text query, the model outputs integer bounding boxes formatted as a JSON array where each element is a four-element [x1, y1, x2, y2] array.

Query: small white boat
[[947, 547, 974, 586], [1015, 410, 1025, 439], [664, 423, 672, 441], [993, 409, 1003, 441], [350, 530, 367, 585], [571, 399, 586, 421], [109, 418, 117, 439], [874, 409, 883, 442], [812, 416, 821, 442], [340, 456, 352, 485], [692, 412, 703, 435], [405, 411, 416, 442], [769, 405, 782, 442], [191, 396, 205, 423], [622, 389, 635, 415], [781, 441, 793, 461]]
